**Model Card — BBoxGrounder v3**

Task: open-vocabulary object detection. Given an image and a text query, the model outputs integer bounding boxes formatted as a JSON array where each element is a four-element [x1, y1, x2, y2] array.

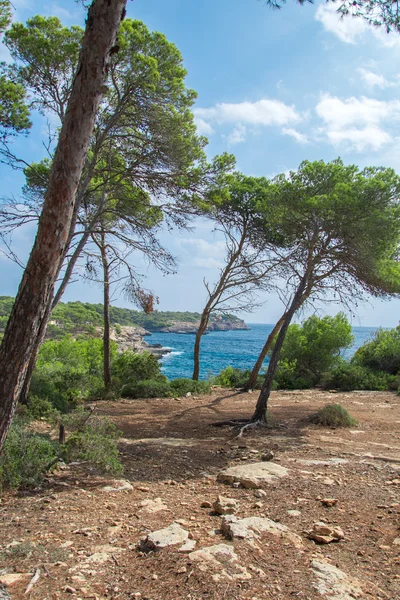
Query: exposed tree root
[[235, 419, 265, 438]]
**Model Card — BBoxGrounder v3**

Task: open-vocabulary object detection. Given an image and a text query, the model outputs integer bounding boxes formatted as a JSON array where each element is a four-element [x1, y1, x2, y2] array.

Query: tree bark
[[244, 311, 288, 391], [0, 0, 127, 453], [251, 272, 309, 423], [99, 228, 112, 388], [192, 308, 212, 381]]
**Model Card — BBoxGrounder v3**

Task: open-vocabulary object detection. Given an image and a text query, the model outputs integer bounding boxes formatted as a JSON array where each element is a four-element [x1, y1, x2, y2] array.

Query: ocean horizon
[[148, 323, 380, 380]]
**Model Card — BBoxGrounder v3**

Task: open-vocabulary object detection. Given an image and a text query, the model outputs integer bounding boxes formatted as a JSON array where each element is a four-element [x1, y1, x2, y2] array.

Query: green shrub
[[112, 350, 163, 387], [273, 359, 313, 390], [23, 395, 60, 421], [63, 416, 123, 475], [309, 403, 358, 427], [170, 378, 211, 396], [352, 326, 400, 375], [30, 336, 112, 411], [121, 378, 172, 399], [274, 313, 354, 387], [215, 366, 264, 389], [323, 363, 391, 391], [0, 420, 58, 490]]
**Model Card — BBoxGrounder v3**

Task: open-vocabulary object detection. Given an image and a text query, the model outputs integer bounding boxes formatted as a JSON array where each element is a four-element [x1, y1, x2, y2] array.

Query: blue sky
[[2, 0, 400, 326]]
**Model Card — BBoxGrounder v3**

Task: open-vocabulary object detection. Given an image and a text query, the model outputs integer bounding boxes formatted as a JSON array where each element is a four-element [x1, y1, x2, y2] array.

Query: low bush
[[273, 313, 354, 387], [273, 359, 313, 390], [62, 416, 123, 475], [352, 326, 400, 375], [121, 378, 171, 399], [23, 395, 60, 421], [308, 403, 357, 427], [0, 420, 58, 490], [214, 366, 264, 389], [112, 351, 162, 388], [323, 363, 392, 391], [170, 378, 211, 396]]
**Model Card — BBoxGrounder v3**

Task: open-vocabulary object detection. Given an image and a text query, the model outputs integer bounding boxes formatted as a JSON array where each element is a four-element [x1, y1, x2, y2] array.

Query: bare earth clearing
[[1, 389, 400, 600]]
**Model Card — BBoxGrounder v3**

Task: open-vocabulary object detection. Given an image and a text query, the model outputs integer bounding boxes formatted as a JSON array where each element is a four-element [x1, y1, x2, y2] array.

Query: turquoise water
[[147, 324, 379, 380]]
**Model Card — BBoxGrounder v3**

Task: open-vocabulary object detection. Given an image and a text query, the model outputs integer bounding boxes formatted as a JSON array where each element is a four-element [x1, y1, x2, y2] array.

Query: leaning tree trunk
[[99, 229, 112, 388], [251, 272, 309, 423], [244, 311, 288, 391], [192, 309, 212, 381], [0, 0, 127, 453]]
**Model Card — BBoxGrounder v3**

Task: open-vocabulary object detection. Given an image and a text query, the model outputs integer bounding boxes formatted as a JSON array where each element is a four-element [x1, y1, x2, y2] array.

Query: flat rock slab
[[122, 437, 218, 447], [139, 523, 189, 552], [221, 515, 303, 549], [217, 462, 289, 488], [311, 559, 363, 599], [189, 543, 251, 582], [139, 498, 168, 513], [290, 458, 348, 467], [0, 573, 30, 587]]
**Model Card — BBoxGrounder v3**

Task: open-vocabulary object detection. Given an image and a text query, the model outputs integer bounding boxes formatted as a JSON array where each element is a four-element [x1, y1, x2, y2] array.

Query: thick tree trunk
[[0, 0, 127, 453], [244, 311, 288, 391], [100, 230, 112, 388], [251, 272, 309, 423]]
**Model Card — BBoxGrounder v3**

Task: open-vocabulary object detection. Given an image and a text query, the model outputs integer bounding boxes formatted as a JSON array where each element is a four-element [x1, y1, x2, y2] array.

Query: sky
[[1, 0, 400, 326]]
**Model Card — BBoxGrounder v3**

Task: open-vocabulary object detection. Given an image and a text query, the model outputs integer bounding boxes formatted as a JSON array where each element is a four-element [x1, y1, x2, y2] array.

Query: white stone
[[139, 523, 189, 551], [139, 498, 168, 513], [221, 515, 303, 548], [189, 544, 251, 581], [217, 462, 289, 489], [311, 559, 363, 599], [102, 479, 133, 492]]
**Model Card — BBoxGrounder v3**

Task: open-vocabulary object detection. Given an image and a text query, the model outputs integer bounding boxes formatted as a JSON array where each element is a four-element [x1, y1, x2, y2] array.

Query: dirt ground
[[1, 388, 400, 600]]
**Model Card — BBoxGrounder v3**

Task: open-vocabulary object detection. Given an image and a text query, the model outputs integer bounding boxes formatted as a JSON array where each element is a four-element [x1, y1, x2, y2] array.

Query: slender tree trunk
[[0, 0, 127, 453], [251, 272, 309, 423], [192, 310, 211, 381], [244, 311, 288, 391], [100, 229, 112, 388]]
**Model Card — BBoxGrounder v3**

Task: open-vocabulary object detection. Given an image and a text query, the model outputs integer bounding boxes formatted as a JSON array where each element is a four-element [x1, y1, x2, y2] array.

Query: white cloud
[[193, 257, 224, 269], [227, 124, 247, 145], [282, 127, 309, 144], [194, 98, 302, 137], [357, 68, 392, 89], [194, 117, 214, 136], [326, 126, 392, 151], [178, 238, 226, 259], [315, 94, 400, 151], [315, 4, 400, 47], [315, 4, 366, 45]]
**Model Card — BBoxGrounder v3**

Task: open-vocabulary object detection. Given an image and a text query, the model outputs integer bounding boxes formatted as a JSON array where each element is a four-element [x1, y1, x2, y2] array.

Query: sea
[[147, 324, 379, 380]]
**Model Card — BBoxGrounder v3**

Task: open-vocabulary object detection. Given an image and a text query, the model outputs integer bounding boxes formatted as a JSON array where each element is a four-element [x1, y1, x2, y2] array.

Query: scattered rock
[[139, 498, 168, 513], [308, 522, 345, 544], [212, 495, 240, 515], [217, 462, 289, 489], [102, 479, 133, 493], [0, 573, 30, 587], [311, 559, 363, 599], [221, 515, 303, 548], [322, 478, 336, 486], [261, 450, 275, 461], [139, 523, 189, 552], [393, 537, 400, 546], [189, 544, 251, 582], [253, 489, 267, 499], [320, 498, 338, 507], [292, 458, 348, 467], [201, 501, 212, 508], [178, 539, 197, 553], [287, 510, 301, 517]]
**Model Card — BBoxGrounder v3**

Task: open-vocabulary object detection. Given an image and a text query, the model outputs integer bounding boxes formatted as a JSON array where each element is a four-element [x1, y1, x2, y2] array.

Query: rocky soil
[[1, 389, 400, 600]]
